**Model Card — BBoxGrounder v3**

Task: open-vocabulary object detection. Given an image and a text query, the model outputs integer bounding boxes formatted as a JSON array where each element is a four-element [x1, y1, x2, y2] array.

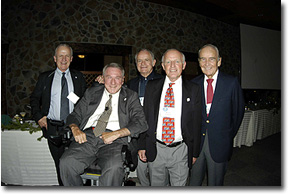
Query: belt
[[156, 139, 184, 147]]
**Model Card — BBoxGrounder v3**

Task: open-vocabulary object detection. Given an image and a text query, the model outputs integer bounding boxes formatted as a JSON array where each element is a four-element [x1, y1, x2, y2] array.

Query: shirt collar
[[139, 70, 155, 81], [204, 70, 219, 83], [104, 88, 121, 97], [56, 68, 70, 76], [164, 75, 182, 87]]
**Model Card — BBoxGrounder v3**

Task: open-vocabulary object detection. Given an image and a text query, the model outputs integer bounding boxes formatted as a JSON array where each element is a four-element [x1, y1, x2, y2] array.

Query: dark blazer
[[139, 77, 202, 168], [66, 84, 148, 141], [30, 69, 87, 123], [127, 70, 163, 93], [191, 71, 245, 163]]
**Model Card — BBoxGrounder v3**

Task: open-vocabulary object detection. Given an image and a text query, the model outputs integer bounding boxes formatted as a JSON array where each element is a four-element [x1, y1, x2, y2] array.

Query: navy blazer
[[139, 77, 202, 168], [191, 71, 245, 163], [30, 69, 87, 123]]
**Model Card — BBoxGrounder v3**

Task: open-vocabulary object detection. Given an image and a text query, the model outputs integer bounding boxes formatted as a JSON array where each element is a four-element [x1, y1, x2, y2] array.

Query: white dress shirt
[[204, 70, 219, 115], [156, 76, 183, 143], [83, 89, 120, 131]]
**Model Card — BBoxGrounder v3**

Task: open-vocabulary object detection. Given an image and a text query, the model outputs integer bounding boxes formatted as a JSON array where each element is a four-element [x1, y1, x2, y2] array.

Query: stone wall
[[1, 0, 240, 117]]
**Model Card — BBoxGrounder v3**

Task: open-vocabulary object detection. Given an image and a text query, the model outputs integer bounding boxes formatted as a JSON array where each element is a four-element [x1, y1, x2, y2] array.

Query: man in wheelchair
[[59, 63, 148, 186]]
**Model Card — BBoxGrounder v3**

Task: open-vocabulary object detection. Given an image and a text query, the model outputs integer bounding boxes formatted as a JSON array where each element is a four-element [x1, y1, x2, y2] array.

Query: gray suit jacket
[[66, 84, 148, 141]]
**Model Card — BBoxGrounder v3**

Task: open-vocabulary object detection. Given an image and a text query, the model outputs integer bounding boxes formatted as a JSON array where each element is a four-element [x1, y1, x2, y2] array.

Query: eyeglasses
[[198, 57, 219, 63]]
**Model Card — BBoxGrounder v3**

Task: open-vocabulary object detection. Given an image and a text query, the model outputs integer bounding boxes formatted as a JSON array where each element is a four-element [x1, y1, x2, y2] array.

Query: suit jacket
[[30, 69, 87, 123], [65, 84, 148, 142], [191, 71, 245, 163], [126, 70, 163, 166], [139, 77, 202, 168], [127, 70, 163, 93]]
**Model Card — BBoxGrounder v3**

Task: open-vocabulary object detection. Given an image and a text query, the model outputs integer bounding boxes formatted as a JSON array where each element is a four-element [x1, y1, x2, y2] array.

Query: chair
[[80, 145, 136, 186]]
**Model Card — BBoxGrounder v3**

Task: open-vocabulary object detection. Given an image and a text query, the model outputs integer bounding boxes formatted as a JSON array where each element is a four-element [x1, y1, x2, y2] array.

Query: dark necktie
[[60, 72, 69, 121], [162, 83, 175, 144], [93, 94, 112, 137]]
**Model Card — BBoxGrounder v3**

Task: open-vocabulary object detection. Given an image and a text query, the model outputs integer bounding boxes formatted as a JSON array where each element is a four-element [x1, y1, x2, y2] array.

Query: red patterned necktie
[[207, 79, 214, 117], [162, 83, 175, 144]]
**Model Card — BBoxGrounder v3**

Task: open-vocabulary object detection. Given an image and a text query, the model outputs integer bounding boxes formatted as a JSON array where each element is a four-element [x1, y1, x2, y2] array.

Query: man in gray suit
[[59, 63, 148, 186]]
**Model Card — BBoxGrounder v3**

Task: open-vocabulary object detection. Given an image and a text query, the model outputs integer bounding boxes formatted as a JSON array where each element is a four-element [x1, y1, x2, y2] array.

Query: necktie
[[60, 72, 69, 121], [93, 94, 112, 137], [162, 83, 175, 144], [206, 79, 214, 104], [206, 79, 214, 117]]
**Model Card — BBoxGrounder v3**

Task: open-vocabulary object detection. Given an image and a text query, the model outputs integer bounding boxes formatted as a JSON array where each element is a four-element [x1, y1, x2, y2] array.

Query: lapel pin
[[187, 98, 190, 102], [124, 98, 127, 101]]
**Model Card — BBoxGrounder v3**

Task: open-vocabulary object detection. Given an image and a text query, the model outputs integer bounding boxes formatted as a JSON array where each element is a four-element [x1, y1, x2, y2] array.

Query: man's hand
[[95, 75, 104, 84], [100, 131, 119, 144], [38, 116, 47, 129], [192, 157, 197, 165], [70, 124, 87, 144], [138, 150, 147, 162], [99, 128, 130, 144]]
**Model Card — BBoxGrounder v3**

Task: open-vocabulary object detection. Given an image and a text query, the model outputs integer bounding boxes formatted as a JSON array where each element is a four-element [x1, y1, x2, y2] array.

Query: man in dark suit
[[30, 43, 87, 185], [127, 49, 163, 105], [138, 49, 202, 186], [189, 44, 245, 186], [59, 63, 148, 186], [127, 49, 162, 186]]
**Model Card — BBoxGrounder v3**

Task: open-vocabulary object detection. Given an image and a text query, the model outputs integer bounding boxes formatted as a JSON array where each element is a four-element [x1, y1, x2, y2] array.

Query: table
[[1, 130, 58, 186], [233, 109, 281, 148]]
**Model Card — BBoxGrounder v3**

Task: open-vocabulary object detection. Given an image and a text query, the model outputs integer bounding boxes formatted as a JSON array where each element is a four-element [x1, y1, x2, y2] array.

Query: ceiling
[[144, 0, 281, 31]]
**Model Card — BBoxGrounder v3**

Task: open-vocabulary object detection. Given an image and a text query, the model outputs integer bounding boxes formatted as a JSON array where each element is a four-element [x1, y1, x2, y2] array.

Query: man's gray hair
[[161, 49, 185, 64], [103, 63, 125, 77], [198, 44, 220, 60], [135, 48, 155, 62], [54, 43, 73, 56]]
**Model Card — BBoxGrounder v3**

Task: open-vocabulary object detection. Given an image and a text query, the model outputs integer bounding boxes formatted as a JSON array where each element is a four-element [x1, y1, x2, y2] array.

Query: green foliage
[[2, 121, 44, 141]]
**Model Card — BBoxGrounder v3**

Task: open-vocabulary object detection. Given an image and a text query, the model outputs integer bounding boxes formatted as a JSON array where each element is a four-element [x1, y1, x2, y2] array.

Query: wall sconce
[[78, 55, 85, 59]]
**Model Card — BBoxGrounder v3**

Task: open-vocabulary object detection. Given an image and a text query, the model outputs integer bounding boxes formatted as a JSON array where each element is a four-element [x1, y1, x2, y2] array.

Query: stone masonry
[[2, 0, 240, 117]]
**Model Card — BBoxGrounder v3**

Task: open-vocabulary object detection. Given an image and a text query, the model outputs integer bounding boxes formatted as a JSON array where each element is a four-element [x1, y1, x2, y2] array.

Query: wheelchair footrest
[[81, 168, 102, 180]]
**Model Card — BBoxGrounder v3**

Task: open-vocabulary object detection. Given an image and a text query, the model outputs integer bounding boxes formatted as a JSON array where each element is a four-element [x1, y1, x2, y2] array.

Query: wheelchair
[[80, 144, 136, 186], [54, 125, 137, 186]]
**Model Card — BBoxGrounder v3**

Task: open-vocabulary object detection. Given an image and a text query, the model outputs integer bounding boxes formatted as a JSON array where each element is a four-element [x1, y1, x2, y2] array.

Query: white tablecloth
[[1, 130, 58, 186], [233, 109, 281, 147]]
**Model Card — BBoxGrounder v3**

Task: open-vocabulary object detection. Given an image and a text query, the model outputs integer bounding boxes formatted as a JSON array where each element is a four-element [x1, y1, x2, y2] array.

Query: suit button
[[206, 120, 210, 123]]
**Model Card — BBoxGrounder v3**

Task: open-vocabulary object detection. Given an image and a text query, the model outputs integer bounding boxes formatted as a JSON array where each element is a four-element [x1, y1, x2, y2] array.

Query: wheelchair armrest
[[121, 145, 128, 161], [61, 127, 72, 140], [121, 145, 136, 171]]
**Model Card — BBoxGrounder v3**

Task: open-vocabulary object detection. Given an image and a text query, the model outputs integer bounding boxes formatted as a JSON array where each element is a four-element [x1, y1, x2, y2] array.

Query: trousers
[[60, 128, 126, 186], [189, 131, 227, 186], [148, 142, 188, 186]]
